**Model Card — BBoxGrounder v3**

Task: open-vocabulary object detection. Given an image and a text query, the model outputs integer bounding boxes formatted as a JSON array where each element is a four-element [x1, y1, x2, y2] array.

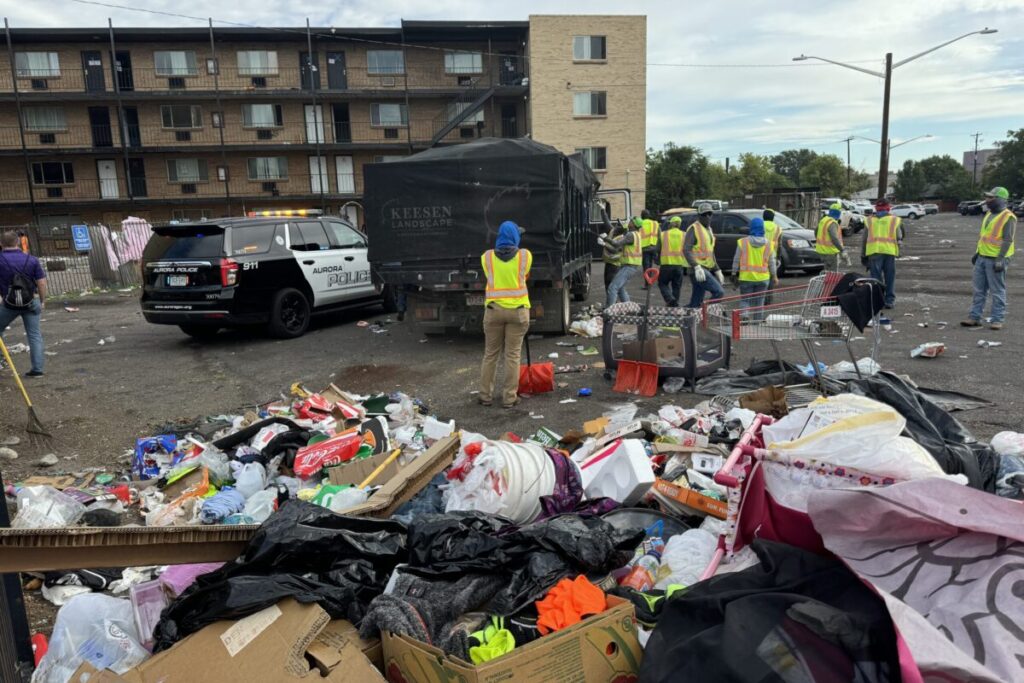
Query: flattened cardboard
[[382, 596, 642, 683], [326, 449, 400, 489], [96, 599, 385, 683]]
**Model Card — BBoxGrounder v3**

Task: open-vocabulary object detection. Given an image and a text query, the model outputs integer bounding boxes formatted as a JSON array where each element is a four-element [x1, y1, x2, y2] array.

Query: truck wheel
[[572, 265, 591, 302], [268, 288, 310, 339], [559, 284, 572, 335], [179, 325, 220, 340]]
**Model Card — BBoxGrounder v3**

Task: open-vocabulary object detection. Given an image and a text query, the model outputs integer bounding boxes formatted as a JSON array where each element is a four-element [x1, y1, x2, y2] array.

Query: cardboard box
[[73, 599, 385, 683], [325, 449, 401, 489], [382, 596, 642, 683], [651, 478, 728, 519], [622, 338, 682, 364]]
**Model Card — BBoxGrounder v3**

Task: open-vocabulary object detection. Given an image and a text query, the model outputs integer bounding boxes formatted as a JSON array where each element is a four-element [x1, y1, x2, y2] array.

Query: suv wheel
[[179, 324, 220, 340], [908, 212, 918, 220], [269, 288, 311, 338]]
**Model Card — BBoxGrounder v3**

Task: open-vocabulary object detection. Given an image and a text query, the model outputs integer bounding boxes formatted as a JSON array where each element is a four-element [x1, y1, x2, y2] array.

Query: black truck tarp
[[365, 138, 597, 274]]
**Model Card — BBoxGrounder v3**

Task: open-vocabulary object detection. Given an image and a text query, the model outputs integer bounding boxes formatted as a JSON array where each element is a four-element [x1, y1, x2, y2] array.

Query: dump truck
[[366, 138, 612, 334]]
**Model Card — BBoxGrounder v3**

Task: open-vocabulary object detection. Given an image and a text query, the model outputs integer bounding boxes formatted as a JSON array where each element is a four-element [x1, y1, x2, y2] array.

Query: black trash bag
[[406, 511, 514, 573], [639, 540, 902, 683], [846, 371, 998, 491], [745, 358, 800, 376], [151, 501, 407, 652], [264, 429, 315, 469]]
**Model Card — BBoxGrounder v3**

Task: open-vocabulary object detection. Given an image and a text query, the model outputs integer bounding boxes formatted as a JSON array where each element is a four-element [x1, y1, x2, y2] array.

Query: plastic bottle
[[229, 461, 267, 499], [243, 488, 278, 523], [328, 485, 369, 513], [620, 539, 664, 591]]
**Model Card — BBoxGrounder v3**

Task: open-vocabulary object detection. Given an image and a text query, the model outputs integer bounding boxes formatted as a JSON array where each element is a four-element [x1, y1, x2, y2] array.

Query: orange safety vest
[[737, 238, 770, 282], [978, 209, 1016, 258], [659, 227, 685, 266], [816, 216, 843, 255], [620, 231, 643, 266], [687, 222, 716, 267], [481, 248, 532, 308]]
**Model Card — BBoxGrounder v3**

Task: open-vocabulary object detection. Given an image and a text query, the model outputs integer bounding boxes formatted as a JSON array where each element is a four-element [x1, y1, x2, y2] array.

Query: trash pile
[[8, 371, 1024, 682]]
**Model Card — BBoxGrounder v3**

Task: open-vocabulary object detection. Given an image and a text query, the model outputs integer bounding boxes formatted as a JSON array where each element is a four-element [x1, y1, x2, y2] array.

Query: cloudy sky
[[4, 0, 1022, 173]]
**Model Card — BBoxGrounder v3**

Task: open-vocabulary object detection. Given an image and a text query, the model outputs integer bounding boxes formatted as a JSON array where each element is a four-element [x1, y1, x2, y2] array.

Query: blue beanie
[[749, 217, 765, 237], [496, 221, 520, 249], [828, 208, 842, 220]]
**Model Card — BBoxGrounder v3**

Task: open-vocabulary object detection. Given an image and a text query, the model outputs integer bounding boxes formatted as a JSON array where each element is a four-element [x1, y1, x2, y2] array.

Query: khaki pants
[[480, 305, 530, 406], [819, 253, 839, 271]]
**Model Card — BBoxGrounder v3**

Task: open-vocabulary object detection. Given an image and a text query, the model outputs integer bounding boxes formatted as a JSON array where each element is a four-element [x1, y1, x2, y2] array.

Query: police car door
[[324, 218, 375, 299], [287, 220, 347, 307]]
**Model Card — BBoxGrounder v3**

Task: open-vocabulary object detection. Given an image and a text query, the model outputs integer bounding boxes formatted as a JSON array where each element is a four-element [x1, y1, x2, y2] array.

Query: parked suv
[[140, 214, 396, 339], [710, 209, 823, 276], [958, 200, 985, 216], [891, 204, 923, 220]]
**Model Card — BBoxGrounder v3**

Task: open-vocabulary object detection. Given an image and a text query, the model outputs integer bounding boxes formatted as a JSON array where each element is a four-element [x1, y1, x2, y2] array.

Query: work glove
[[994, 259, 1005, 273], [839, 252, 852, 267], [693, 265, 707, 283], [713, 269, 724, 283]]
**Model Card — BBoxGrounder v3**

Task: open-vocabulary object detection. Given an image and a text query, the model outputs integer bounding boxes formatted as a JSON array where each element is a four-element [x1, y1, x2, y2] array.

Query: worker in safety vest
[[684, 203, 724, 308], [597, 205, 626, 292], [816, 203, 849, 271], [657, 215, 686, 306], [962, 186, 1016, 331], [639, 209, 660, 281], [603, 217, 643, 307], [730, 218, 777, 321], [860, 199, 903, 309], [479, 221, 533, 408], [762, 209, 782, 264]]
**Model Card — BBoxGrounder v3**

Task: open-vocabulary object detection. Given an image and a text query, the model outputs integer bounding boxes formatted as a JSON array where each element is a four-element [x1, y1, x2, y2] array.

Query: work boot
[[960, 319, 981, 327], [989, 322, 1003, 330]]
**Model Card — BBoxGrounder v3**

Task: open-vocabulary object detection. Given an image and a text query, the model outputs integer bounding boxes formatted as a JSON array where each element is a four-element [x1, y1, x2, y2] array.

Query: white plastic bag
[[229, 461, 267, 500], [250, 423, 289, 452], [13, 486, 86, 528], [603, 403, 638, 432], [328, 486, 369, 513], [992, 431, 1024, 457], [243, 488, 278, 523], [655, 529, 718, 589], [32, 594, 149, 683]]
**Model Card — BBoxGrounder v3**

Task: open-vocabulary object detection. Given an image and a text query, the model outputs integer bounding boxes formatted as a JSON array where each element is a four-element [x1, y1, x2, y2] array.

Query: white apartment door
[[304, 104, 325, 143], [97, 159, 119, 199], [308, 156, 328, 194], [335, 155, 354, 194]]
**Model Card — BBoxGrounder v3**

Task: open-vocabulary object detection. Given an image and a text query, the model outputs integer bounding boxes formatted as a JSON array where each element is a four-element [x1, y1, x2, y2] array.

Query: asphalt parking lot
[[0, 211, 1018, 478]]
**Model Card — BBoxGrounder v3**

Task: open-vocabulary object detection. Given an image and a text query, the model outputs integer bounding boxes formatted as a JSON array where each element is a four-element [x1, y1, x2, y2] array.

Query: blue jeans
[[686, 269, 725, 308], [0, 299, 44, 373], [868, 254, 896, 306], [969, 257, 1007, 323], [739, 281, 770, 320], [657, 265, 684, 307], [607, 265, 639, 307]]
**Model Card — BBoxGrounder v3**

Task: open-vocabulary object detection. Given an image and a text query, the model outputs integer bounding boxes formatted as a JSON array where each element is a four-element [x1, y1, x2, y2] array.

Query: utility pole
[[877, 53, 893, 201], [971, 132, 982, 190], [842, 136, 853, 194], [209, 19, 231, 215]]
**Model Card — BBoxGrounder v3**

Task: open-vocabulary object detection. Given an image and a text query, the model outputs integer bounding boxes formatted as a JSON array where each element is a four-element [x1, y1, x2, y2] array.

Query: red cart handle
[[644, 268, 660, 286]]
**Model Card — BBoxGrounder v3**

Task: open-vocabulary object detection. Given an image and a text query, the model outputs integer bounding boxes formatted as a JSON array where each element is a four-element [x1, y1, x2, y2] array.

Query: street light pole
[[842, 136, 853, 193], [878, 53, 893, 199]]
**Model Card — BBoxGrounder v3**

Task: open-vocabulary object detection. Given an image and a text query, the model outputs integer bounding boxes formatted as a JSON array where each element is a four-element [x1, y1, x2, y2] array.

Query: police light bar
[[246, 209, 323, 217]]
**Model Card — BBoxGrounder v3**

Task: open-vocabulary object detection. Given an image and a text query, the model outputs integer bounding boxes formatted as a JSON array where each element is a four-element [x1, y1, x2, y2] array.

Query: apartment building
[[0, 16, 645, 231]]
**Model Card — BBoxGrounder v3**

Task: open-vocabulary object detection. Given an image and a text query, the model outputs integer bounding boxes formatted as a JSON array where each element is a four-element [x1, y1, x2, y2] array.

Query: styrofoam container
[[578, 439, 655, 506]]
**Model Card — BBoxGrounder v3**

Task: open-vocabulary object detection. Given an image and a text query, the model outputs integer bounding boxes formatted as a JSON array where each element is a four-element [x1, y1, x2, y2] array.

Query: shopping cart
[[700, 274, 881, 390]]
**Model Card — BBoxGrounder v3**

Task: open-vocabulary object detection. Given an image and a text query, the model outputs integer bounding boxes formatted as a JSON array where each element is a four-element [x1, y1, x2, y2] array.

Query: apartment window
[[154, 50, 199, 76], [160, 105, 203, 129], [573, 36, 607, 61], [445, 102, 484, 125], [573, 91, 607, 116], [373, 155, 406, 163], [241, 104, 283, 128], [237, 50, 279, 76], [576, 147, 607, 171], [444, 51, 483, 74], [15, 52, 60, 78], [370, 103, 408, 127], [23, 106, 67, 131], [166, 159, 209, 183], [367, 50, 404, 75], [247, 157, 288, 180], [31, 161, 74, 185]]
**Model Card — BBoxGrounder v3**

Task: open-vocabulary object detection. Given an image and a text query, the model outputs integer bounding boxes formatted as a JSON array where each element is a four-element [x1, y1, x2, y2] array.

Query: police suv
[[140, 211, 396, 339]]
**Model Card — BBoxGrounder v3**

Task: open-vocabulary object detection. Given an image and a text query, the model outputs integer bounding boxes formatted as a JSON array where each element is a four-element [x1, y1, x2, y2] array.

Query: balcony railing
[[0, 172, 363, 204], [0, 116, 498, 152], [0, 58, 528, 95]]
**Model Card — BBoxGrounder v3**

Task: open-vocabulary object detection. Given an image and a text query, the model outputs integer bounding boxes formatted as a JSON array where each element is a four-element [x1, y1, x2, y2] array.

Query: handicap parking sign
[[71, 225, 92, 252]]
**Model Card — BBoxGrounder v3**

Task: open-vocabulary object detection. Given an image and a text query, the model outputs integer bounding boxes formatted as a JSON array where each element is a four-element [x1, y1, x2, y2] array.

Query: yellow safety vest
[[639, 219, 658, 248], [763, 221, 780, 256], [686, 222, 717, 268], [481, 248, 532, 308], [815, 216, 842, 255], [865, 215, 901, 257], [977, 209, 1016, 258], [737, 238, 771, 282], [659, 228, 685, 266], [620, 231, 643, 266]]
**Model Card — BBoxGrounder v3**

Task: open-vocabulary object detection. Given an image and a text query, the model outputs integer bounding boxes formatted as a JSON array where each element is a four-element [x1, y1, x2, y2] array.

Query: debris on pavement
[[911, 342, 946, 358], [977, 339, 1003, 348], [0, 446, 17, 461]]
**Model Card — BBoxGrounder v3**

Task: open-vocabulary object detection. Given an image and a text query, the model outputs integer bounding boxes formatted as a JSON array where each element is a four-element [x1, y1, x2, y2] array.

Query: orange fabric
[[535, 575, 607, 635]]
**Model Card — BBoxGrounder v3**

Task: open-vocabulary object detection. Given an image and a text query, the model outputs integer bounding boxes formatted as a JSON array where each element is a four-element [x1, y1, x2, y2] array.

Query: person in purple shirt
[[0, 230, 47, 376]]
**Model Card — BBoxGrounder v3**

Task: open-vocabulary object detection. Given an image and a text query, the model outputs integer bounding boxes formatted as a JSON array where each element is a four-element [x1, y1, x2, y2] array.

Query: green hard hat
[[984, 186, 1010, 200], [632, 216, 643, 227], [830, 202, 843, 211], [669, 216, 682, 226]]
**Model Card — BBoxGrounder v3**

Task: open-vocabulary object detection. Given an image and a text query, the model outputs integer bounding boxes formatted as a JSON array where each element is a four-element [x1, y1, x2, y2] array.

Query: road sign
[[71, 225, 92, 252]]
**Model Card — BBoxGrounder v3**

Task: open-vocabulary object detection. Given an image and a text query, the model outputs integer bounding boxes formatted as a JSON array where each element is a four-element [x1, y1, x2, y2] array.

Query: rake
[[0, 336, 50, 436]]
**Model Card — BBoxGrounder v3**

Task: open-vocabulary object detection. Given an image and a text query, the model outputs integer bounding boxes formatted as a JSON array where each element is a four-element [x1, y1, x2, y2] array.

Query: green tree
[[771, 149, 819, 185], [893, 160, 927, 200], [733, 153, 791, 195], [645, 143, 711, 212], [705, 163, 734, 200], [983, 128, 1024, 197], [917, 155, 974, 201], [799, 154, 848, 197]]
